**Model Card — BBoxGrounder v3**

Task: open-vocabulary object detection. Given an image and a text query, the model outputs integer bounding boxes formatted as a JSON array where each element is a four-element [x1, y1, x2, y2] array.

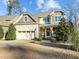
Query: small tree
[[5, 23, 16, 40], [0, 26, 4, 39], [70, 27, 79, 51], [55, 17, 70, 41]]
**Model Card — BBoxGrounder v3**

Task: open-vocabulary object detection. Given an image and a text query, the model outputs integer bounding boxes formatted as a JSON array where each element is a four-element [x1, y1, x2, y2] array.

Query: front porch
[[39, 24, 57, 40]]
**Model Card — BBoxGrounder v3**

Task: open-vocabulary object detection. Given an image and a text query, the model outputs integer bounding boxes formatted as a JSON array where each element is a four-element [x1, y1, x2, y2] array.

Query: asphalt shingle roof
[[0, 16, 17, 26]]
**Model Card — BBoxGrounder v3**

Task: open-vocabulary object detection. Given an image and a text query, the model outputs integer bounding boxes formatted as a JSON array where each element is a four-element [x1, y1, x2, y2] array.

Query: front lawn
[[0, 41, 78, 59]]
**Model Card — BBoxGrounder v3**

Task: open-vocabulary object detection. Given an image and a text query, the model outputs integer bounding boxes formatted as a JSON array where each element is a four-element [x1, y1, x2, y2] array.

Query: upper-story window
[[24, 16, 27, 21], [55, 15, 61, 21], [43, 17, 50, 24]]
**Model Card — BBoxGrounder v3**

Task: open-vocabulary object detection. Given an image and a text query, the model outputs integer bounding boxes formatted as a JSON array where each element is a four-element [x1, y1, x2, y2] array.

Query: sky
[[0, 0, 79, 15]]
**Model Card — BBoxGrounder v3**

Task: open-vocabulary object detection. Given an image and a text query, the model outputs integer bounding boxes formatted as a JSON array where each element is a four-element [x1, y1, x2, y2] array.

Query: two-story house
[[33, 10, 65, 39], [0, 10, 65, 40]]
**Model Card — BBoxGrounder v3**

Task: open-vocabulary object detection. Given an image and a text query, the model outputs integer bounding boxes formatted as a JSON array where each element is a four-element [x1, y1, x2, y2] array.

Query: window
[[25, 16, 27, 21], [43, 17, 50, 24], [55, 15, 61, 21]]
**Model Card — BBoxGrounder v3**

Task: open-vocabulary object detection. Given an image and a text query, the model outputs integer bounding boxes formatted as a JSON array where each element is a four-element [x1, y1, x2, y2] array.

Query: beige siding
[[17, 14, 34, 24]]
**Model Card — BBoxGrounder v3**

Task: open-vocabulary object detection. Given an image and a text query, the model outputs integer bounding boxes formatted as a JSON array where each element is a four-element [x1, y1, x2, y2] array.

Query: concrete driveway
[[0, 40, 78, 59]]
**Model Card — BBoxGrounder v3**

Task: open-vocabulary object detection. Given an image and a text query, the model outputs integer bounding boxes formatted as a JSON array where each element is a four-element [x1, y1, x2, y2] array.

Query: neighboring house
[[0, 10, 65, 40], [33, 10, 65, 39]]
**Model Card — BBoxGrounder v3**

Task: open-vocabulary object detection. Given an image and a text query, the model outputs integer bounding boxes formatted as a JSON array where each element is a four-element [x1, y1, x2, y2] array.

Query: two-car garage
[[16, 31, 35, 40], [15, 24, 39, 40]]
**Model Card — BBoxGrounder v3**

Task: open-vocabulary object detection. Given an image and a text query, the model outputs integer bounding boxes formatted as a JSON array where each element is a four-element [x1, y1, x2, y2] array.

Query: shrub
[[5, 23, 16, 40], [0, 26, 4, 39], [50, 38, 56, 43], [32, 37, 42, 41]]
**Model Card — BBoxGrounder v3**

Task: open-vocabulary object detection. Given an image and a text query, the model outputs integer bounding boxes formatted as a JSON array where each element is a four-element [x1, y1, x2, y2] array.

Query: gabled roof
[[33, 10, 65, 23], [22, 12, 36, 22], [16, 12, 37, 25], [0, 16, 17, 26], [33, 11, 51, 22], [0, 12, 37, 26]]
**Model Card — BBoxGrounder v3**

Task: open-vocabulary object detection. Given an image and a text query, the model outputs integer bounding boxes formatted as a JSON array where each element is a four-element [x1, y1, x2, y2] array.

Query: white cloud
[[22, 7, 27, 12], [36, 0, 44, 10], [36, 0, 61, 12]]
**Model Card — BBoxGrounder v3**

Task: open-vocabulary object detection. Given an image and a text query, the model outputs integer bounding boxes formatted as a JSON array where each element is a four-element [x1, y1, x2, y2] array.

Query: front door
[[45, 28, 51, 38]]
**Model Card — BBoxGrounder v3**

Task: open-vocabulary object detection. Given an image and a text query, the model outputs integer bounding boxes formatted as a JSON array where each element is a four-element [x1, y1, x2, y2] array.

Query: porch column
[[50, 27, 53, 37], [45, 29, 47, 38]]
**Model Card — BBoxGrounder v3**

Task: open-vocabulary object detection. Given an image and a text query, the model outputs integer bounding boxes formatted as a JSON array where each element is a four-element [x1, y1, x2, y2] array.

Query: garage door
[[27, 31, 35, 39], [16, 31, 35, 40]]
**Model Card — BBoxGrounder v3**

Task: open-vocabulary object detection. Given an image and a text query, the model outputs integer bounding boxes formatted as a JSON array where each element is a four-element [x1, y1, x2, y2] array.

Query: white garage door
[[16, 31, 35, 40], [27, 31, 35, 39]]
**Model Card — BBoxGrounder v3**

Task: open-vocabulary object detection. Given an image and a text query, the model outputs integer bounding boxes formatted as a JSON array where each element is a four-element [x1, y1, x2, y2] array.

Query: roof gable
[[15, 13, 37, 25], [33, 10, 65, 23]]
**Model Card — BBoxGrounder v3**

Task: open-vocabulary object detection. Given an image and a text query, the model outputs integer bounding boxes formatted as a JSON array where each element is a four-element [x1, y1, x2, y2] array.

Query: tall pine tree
[[55, 17, 70, 41]]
